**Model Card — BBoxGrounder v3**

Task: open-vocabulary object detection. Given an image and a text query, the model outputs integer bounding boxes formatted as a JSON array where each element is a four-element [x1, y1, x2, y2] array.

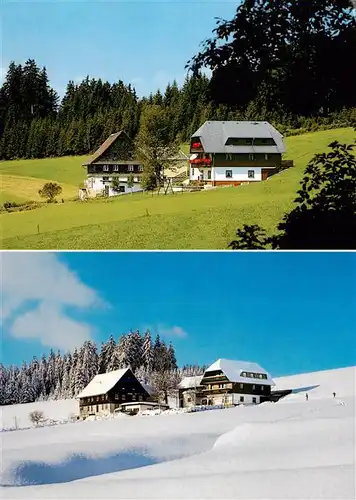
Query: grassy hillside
[[0, 155, 88, 204], [1, 128, 354, 250]]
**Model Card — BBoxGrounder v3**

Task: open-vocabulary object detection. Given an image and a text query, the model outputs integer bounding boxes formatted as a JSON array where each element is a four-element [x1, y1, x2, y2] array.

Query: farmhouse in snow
[[77, 367, 152, 418], [178, 359, 275, 408], [189, 121, 287, 186]]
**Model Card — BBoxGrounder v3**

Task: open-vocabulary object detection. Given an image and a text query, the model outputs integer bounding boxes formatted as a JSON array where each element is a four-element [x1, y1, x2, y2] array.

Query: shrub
[[3, 200, 19, 210], [38, 182, 62, 202], [29, 410, 45, 425]]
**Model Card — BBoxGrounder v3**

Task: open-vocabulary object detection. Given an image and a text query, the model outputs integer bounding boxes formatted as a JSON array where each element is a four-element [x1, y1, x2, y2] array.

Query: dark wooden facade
[[87, 163, 143, 175], [79, 369, 151, 416], [84, 131, 144, 177], [179, 368, 271, 408]]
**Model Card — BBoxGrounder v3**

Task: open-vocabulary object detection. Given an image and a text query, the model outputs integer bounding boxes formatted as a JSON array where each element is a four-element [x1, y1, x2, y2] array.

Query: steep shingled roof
[[192, 121, 286, 154], [83, 132, 123, 166], [77, 368, 130, 398]]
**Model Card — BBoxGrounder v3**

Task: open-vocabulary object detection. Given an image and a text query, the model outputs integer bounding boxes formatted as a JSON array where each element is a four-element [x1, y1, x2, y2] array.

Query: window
[[105, 394, 108, 400], [226, 170, 233, 178], [225, 153, 233, 161], [240, 396, 244, 402], [138, 165, 143, 172], [252, 385, 256, 390], [187, 397, 191, 403], [241, 372, 246, 377], [103, 165, 109, 172], [96, 396, 100, 402], [265, 154, 269, 160], [139, 395, 143, 401], [248, 170, 255, 179], [115, 393, 119, 400], [132, 395, 136, 401], [246, 139, 253, 145], [261, 386, 264, 391], [249, 154, 255, 161], [119, 185, 125, 193], [240, 383, 244, 389], [207, 170, 211, 180], [103, 176, 109, 182], [191, 168, 194, 176], [252, 397, 257, 404], [113, 165, 119, 172], [128, 164, 134, 172], [121, 394, 126, 401]]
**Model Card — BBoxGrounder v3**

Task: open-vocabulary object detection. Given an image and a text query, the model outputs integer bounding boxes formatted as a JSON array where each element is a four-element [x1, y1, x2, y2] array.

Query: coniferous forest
[[0, 330, 205, 405], [1, 0, 355, 160]]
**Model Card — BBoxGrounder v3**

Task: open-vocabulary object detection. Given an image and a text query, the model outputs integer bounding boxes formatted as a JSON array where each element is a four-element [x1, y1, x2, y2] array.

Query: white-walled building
[[189, 121, 286, 186], [82, 131, 144, 198], [179, 359, 275, 408]]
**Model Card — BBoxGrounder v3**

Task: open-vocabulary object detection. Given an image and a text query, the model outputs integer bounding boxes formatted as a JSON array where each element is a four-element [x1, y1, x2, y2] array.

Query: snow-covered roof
[[204, 359, 275, 386], [141, 382, 154, 396], [77, 368, 130, 398], [178, 375, 204, 389]]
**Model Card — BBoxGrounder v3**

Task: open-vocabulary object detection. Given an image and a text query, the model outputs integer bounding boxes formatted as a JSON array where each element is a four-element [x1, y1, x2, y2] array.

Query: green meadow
[[0, 128, 354, 250]]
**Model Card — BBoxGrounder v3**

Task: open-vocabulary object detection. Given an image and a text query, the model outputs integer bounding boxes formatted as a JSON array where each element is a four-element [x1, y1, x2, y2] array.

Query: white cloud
[[153, 324, 188, 340], [1, 252, 102, 351]]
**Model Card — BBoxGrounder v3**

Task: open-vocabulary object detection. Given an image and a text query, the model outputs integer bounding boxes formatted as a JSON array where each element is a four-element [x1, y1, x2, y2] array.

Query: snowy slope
[[273, 366, 356, 401], [0, 399, 78, 430], [1, 366, 355, 500]]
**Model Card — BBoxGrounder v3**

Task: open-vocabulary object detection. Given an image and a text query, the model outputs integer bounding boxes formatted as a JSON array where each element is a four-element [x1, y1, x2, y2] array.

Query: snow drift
[[1, 366, 355, 499]]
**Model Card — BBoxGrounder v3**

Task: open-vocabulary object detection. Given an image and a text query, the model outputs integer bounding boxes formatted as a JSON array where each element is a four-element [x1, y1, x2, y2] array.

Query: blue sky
[[2, 251, 355, 377], [2, 1, 239, 98]]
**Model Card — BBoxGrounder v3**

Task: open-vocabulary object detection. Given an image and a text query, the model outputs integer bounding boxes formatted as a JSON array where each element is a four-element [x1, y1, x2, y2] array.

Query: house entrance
[[104, 185, 110, 196]]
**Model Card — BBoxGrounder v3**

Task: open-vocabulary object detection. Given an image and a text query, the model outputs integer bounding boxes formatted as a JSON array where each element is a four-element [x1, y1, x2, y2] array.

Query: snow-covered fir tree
[[125, 330, 143, 371], [0, 330, 205, 406], [142, 330, 154, 371], [101, 335, 121, 372]]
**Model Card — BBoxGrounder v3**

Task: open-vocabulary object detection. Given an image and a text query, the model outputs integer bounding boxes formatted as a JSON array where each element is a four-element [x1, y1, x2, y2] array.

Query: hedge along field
[[0, 128, 354, 250]]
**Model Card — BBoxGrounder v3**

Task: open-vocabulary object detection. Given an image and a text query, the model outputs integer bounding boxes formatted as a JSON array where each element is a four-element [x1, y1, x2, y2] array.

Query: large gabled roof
[[83, 131, 142, 166], [192, 121, 286, 154], [77, 368, 130, 398], [83, 132, 188, 167], [203, 359, 275, 386], [83, 132, 123, 166]]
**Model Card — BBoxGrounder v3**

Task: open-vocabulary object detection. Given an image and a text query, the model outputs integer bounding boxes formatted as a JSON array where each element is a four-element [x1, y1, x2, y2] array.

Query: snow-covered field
[[1, 366, 355, 499], [0, 399, 78, 431]]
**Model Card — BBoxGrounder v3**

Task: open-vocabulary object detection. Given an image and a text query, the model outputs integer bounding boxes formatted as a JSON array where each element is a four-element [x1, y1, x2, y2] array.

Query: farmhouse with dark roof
[[189, 121, 287, 186]]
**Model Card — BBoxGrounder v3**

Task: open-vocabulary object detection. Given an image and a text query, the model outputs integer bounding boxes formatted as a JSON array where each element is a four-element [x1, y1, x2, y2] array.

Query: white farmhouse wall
[[190, 167, 201, 181], [87, 176, 143, 196], [190, 166, 276, 183], [231, 393, 260, 405], [213, 166, 263, 182], [208, 393, 261, 406]]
